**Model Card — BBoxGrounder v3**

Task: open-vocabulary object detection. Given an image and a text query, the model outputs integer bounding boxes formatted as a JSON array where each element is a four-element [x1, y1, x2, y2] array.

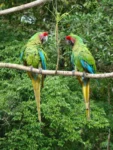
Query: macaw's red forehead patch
[[66, 35, 72, 40], [43, 32, 48, 36], [66, 35, 75, 43]]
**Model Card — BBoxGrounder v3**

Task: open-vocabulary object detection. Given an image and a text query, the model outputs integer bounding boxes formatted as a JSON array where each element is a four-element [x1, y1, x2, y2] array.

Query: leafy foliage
[[0, 0, 113, 150]]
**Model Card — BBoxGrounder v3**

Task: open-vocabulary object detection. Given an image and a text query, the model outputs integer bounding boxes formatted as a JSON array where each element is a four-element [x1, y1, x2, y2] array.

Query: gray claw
[[30, 66, 33, 72], [72, 70, 75, 76], [39, 67, 42, 74]]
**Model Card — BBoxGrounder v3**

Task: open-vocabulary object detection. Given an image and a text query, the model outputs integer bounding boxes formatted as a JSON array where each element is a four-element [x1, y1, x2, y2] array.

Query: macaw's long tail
[[27, 72, 41, 122], [82, 79, 90, 120], [31, 77, 41, 122]]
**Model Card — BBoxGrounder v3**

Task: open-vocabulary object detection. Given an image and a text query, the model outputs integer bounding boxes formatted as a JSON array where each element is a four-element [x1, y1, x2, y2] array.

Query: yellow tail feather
[[77, 76, 83, 86], [41, 75, 44, 88], [82, 82, 90, 120], [27, 72, 42, 122], [31, 77, 41, 122]]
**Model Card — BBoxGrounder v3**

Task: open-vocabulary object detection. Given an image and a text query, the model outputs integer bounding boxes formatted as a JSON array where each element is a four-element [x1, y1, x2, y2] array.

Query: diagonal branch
[[0, 62, 113, 78], [0, 0, 50, 15]]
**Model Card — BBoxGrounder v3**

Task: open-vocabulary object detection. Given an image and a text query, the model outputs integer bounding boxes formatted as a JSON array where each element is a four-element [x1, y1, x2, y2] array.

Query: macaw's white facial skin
[[43, 35, 48, 42], [66, 38, 71, 45], [65, 35, 75, 46], [39, 32, 48, 43]]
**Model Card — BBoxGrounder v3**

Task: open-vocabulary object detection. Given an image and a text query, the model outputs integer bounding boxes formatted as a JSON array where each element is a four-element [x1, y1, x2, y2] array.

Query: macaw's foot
[[82, 72, 87, 80], [27, 66, 34, 79], [30, 66, 33, 72], [39, 67, 46, 79], [82, 72, 89, 83], [82, 72, 86, 77], [72, 69, 83, 85], [72, 70, 76, 76], [39, 67, 42, 74]]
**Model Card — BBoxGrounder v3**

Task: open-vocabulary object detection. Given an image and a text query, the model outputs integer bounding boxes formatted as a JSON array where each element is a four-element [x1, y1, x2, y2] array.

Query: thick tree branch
[[0, 0, 50, 15], [0, 62, 113, 78]]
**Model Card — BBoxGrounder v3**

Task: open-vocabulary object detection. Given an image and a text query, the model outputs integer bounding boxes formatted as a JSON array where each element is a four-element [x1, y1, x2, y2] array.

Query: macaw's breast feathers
[[24, 46, 40, 68]]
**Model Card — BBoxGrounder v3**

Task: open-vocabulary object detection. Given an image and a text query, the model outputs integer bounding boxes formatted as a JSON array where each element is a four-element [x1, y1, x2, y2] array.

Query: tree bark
[[1, 62, 113, 78], [0, 0, 50, 15]]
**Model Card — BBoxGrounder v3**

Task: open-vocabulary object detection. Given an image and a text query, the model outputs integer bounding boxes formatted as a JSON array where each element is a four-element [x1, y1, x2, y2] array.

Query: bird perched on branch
[[65, 34, 96, 120], [20, 32, 48, 122]]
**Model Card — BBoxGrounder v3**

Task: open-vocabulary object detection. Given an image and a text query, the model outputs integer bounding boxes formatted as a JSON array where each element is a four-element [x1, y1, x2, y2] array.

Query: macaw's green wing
[[78, 50, 96, 73], [80, 60, 95, 74]]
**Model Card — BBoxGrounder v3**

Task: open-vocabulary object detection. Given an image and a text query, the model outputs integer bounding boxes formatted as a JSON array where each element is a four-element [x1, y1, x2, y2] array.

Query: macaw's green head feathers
[[65, 34, 83, 46], [28, 31, 48, 44]]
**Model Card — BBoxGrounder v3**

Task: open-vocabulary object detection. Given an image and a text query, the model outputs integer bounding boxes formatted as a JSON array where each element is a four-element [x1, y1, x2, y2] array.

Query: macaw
[[65, 34, 96, 120], [20, 32, 48, 122]]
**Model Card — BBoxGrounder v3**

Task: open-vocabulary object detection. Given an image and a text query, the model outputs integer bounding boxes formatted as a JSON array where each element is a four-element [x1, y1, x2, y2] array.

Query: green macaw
[[66, 34, 96, 120], [20, 32, 48, 122]]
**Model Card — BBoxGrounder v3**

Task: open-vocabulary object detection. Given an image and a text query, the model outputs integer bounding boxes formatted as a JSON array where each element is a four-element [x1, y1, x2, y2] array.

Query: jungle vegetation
[[0, 0, 113, 149]]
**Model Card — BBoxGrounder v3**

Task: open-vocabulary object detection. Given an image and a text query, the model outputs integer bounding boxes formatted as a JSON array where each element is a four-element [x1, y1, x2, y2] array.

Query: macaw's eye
[[69, 40, 75, 46], [65, 36, 75, 46], [66, 39, 74, 46]]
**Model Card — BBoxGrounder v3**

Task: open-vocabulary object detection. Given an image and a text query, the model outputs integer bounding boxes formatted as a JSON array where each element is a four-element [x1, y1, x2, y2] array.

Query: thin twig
[[107, 129, 111, 150], [55, 21, 60, 72], [55, 0, 60, 72], [107, 84, 111, 150]]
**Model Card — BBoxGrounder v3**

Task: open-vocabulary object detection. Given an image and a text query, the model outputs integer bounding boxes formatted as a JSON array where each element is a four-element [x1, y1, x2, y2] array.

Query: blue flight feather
[[80, 60, 94, 74], [39, 50, 46, 70], [20, 51, 24, 61]]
